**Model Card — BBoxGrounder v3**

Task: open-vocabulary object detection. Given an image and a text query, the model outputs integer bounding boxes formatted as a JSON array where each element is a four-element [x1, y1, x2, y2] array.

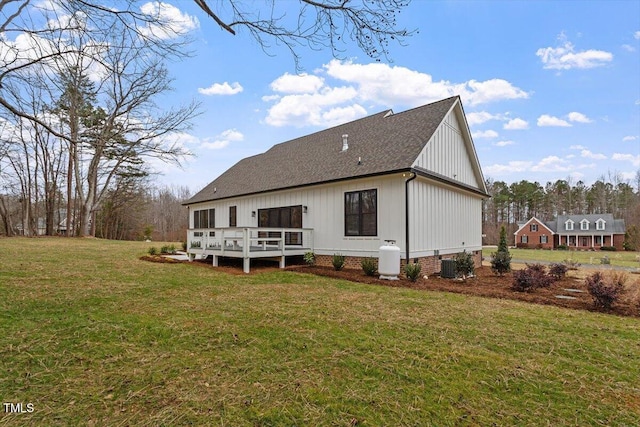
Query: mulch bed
[[142, 255, 640, 318]]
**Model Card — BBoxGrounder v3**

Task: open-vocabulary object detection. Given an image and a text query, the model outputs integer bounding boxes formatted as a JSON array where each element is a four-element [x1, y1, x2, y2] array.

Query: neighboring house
[[184, 96, 489, 273], [514, 214, 626, 250]]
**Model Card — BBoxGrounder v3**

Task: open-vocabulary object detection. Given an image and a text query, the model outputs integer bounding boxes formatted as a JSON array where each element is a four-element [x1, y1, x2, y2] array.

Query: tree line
[[483, 174, 640, 245]]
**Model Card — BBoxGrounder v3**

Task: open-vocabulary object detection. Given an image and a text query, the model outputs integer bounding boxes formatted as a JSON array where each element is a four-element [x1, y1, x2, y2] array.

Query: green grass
[[483, 247, 640, 268], [1, 237, 640, 425]]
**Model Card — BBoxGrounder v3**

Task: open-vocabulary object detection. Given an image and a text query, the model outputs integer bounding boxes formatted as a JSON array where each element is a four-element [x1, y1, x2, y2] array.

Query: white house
[[184, 96, 489, 273]]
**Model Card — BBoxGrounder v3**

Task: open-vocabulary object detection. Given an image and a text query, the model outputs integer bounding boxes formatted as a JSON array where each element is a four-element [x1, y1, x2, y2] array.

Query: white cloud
[[466, 111, 502, 126], [485, 161, 533, 175], [494, 140, 514, 147], [264, 86, 362, 127], [198, 82, 243, 96], [622, 136, 638, 142], [567, 112, 592, 123], [472, 130, 499, 139], [139, 2, 199, 40], [537, 114, 571, 127], [323, 60, 528, 107], [570, 145, 586, 150], [622, 44, 636, 53], [580, 149, 606, 160], [200, 128, 244, 150], [263, 60, 529, 127], [612, 153, 640, 167], [635, 31, 640, 40], [536, 36, 613, 70], [270, 73, 324, 94], [503, 118, 528, 130]]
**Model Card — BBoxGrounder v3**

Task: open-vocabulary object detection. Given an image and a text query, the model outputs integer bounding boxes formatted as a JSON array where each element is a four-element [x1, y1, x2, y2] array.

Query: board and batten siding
[[412, 108, 481, 189], [188, 174, 407, 258], [408, 176, 483, 257]]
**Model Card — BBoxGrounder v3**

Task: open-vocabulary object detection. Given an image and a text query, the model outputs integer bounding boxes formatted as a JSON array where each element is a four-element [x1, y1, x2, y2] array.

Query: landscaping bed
[[287, 263, 640, 318]]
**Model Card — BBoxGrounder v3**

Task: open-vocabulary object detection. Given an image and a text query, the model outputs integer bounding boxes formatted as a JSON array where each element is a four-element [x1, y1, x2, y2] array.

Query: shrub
[[303, 251, 316, 266], [548, 263, 569, 281], [490, 250, 512, 276], [497, 225, 509, 253], [455, 250, 475, 279], [562, 258, 581, 270], [181, 241, 187, 251], [585, 271, 625, 310], [516, 242, 529, 249], [556, 244, 568, 251], [511, 263, 553, 292], [148, 247, 158, 256], [332, 253, 345, 271], [361, 257, 378, 276], [600, 246, 616, 251], [600, 255, 610, 265], [160, 245, 176, 255], [404, 263, 421, 282]]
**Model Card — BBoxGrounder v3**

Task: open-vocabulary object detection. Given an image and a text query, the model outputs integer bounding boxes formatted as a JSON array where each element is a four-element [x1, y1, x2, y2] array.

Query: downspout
[[404, 171, 417, 264]]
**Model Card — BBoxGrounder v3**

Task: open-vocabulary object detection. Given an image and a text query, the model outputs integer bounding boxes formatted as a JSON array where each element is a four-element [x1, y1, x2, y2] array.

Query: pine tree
[[492, 225, 512, 276]]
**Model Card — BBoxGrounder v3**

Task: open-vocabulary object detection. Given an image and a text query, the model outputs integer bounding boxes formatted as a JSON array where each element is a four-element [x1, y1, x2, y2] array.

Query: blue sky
[[147, 1, 639, 192]]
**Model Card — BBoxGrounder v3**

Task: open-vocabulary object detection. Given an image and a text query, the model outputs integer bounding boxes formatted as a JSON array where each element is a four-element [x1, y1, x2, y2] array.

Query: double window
[[193, 209, 215, 228], [345, 189, 377, 236]]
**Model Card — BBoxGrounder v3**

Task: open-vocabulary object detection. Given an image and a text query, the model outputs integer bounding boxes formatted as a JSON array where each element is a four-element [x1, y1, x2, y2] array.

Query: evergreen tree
[[492, 225, 512, 276]]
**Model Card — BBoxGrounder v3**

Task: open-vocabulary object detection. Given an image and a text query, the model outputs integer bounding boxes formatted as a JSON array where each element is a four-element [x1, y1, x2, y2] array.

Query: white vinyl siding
[[412, 109, 481, 189], [408, 176, 483, 257]]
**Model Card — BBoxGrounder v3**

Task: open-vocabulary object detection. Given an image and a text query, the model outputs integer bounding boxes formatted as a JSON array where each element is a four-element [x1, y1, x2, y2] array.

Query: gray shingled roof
[[186, 96, 462, 205], [554, 214, 625, 234]]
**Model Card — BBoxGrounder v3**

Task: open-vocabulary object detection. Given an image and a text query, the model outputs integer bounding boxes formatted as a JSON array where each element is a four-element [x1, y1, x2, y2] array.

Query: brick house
[[514, 214, 626, 250]]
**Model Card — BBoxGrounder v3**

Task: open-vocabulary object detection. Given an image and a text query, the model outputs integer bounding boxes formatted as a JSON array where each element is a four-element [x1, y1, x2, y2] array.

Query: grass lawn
[[2, 237, 640, 426], [483, 247, 640, 269]]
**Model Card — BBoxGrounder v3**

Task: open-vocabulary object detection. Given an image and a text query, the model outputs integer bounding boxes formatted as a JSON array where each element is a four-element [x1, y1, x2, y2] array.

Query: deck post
[[212, 255, 218, 266], [243, 228, 250, 273], [280, 256, 285, 269]]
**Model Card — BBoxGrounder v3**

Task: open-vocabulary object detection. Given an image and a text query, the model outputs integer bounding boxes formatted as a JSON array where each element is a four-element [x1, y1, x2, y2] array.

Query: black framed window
[[521, 235, 528, 243], [229, 206, 237, 227], [193, 208, 215, 228], [530, 224, 538, 232], [345, 189, 377, 236], [258, 205, 303, 245]]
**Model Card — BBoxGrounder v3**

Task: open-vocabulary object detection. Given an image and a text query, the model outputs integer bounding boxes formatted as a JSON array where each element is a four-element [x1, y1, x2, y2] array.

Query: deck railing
[[187, 227, 314, 270]]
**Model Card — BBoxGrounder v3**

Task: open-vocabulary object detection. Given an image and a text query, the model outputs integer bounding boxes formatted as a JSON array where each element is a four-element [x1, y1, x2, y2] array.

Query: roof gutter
[[405, 171, 417, 264]]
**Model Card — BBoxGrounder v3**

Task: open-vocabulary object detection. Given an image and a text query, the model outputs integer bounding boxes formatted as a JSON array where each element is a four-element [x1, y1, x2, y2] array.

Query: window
[[580, 219, 589, 230], [565, 220, 574, 231], [345, 189, 377, 236], [258, 205, 303, 245], [193, 208, 215, 228], [540, 235, 548, 244], [595, 236, 602, 245], [229, 206, 237, 227], [521, 235, 528, 243], [596, 219, 605, 231], [530, 224, 538, 232]]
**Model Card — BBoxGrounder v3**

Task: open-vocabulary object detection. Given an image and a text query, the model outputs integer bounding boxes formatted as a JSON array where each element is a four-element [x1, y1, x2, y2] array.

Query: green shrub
[[586, 271, 625, 310], [160, 245, 170, 254], [455, 250, 475, 279], [361, 257, 378, 276], [181, 241, 187, 251], [148, 247, 158, 256], [497, 225, 509, 253], [303, 251, 316, 265], [332, 253, 345, 271], [511, 263, 553, 292], [600, 246, 617, 251], [404, 263, 422, 282], [490, 250, 512, 276], [600, 255, 611, 265], [556, 244, 568, 250]]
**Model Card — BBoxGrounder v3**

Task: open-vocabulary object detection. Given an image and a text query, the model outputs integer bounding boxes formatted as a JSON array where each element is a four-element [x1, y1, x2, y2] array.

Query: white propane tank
[[379, 240, 401, 280]]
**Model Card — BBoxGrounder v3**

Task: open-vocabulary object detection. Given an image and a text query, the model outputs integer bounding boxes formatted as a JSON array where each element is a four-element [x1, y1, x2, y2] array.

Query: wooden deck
[[187, 227, 314, 273]]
